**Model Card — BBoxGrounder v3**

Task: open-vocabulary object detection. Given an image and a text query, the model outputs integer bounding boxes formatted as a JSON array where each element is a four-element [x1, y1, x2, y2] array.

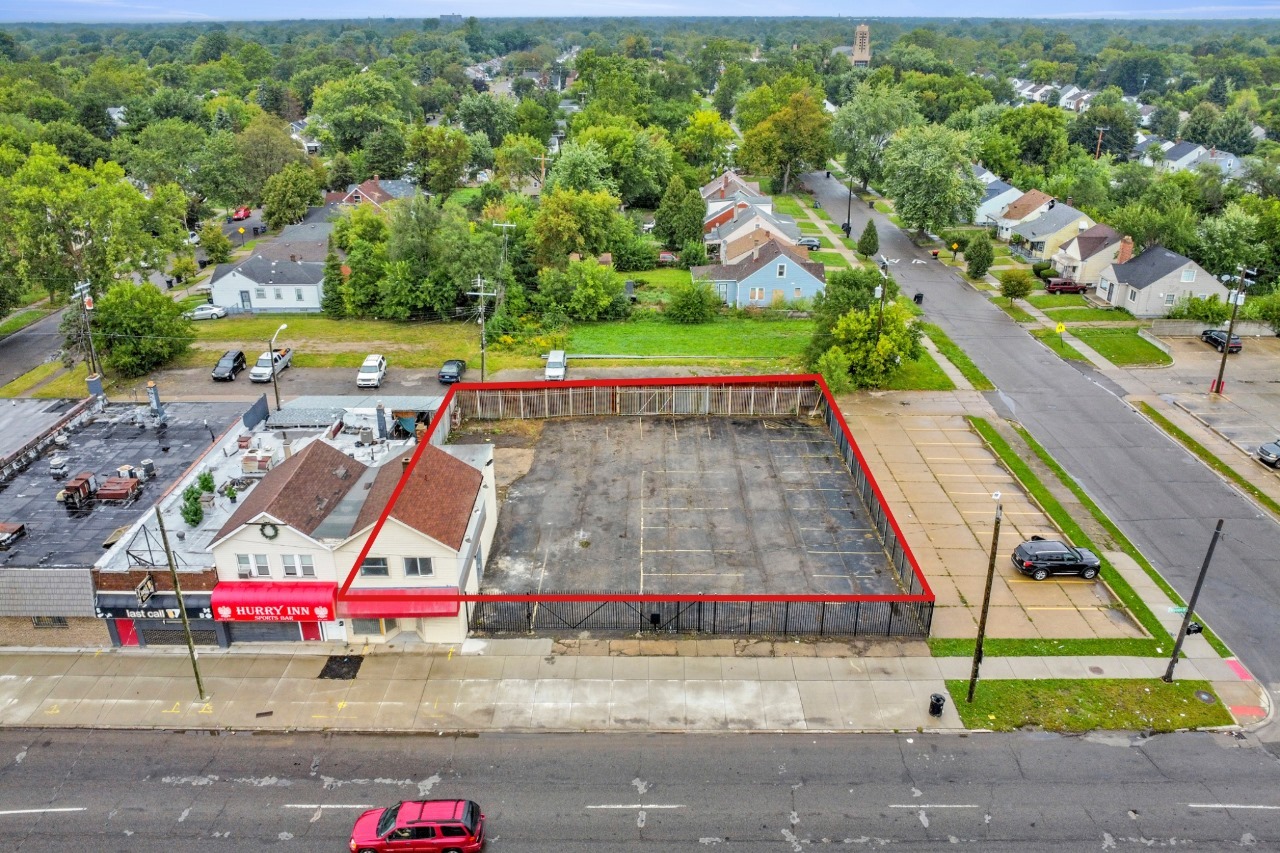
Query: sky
[[4, 0, 1280, 23]]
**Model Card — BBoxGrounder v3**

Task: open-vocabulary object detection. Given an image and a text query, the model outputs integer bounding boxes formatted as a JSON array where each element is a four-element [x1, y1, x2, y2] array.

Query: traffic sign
[[1055, 322, 1066, 334], [83, 296, 93, 310], [238, 227, 245, 234]]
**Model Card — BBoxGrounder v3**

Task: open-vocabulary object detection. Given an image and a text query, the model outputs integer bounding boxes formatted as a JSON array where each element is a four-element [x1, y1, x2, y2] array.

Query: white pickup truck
[[249, 347, 293, 382]]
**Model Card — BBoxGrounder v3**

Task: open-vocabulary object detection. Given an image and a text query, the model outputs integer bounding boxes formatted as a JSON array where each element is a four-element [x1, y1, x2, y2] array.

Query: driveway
[[806, 168, 1280, 698]]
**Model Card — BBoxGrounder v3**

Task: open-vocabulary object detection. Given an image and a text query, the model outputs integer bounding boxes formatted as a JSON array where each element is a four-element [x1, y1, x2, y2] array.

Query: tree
[[739, 92, 831, 194], [827, 301, 922, 389], [200, 223, 233, 264], [261, 162, 320, 229], [456, 92, 518, 147], [984, 103, 1069, 181], [1181, 102, 1221, 145], [815, 345, 855, 395], [112, 117, 207, 196], [1196, 203, 1264, 278], [831, 83, 924, 191], [856, 221, 879, 259], [654, 176, 700, 249], [514, 97, 556, 143], [531, 188, 630, 267], [667, 279, 720, 323], [677, 110, 734, 171], [363, 125, 407, 180], [966, 232, 994, 279], [1109, 202, 1198, 254], [1210, 107, 1256, 155], [494, 133, 545, 189], [311, 74, 411, 153], [999, 269, 1034, 304], [404, 124, 470, 195], [235, 116, 308, 199], [713, 63, 746, 121], [535, 260, 628, 321], [343, 239, 388, 317], [328, 152, 356, 190], [1207, 75, 1230, 108], [543, 140, 618, 196], [1068, 105, 1136, 161], [882, 125, 984, 238], [804, 267, 887, 366], [169, 254, 197, 284], [92, 282, 193, 378], [322, 236, 346, 319]]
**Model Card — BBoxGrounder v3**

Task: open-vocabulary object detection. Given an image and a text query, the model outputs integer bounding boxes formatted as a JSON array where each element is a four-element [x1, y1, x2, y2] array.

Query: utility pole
[[874, 257, 889, 342], [1093, 126, 1109, 160], [72, 281, 102, 378], [493, 222, 515, 279], [967, 493, 1003, 703], [844, 160, 854, 237], [1211, 266, 1252, 395], [1162, 519, 1223, 683], [467, 276, 498, 382], [154, 507, 206, 700], [534, 151, 555, 187]]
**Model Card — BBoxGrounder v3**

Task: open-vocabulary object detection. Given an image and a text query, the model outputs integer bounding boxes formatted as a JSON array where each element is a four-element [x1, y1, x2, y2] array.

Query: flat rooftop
[[0, 399, 82, 463], [480, 416, 901, 596], [0, 401, 245, 569]]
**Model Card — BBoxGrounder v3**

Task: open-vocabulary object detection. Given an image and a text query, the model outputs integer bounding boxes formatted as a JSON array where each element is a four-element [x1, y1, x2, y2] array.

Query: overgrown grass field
[[568, 316, 813, 358]]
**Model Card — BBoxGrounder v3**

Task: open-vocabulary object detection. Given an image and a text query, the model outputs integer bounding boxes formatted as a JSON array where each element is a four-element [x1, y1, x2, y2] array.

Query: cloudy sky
[[3, 0, 1280, 23]]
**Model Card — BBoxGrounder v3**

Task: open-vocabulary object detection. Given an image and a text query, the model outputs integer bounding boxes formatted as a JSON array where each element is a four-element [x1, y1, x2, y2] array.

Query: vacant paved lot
[[484, 416, 902, 596]]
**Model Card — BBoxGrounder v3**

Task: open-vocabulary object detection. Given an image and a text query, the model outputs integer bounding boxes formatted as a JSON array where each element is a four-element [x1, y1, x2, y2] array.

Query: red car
[[350, 800, 485, 853], [1044, 277, 1088, 294], [232, 206, 252, 220]]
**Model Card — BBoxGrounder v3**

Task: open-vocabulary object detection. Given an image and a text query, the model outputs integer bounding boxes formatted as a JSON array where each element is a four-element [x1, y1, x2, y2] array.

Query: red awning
[[211, 582, 336, 622], [339, 588, 461, 618]]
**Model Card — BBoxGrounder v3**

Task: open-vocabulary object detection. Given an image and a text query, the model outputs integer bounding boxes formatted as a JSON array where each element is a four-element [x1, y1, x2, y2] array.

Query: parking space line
[[646, 572, 744, 577]]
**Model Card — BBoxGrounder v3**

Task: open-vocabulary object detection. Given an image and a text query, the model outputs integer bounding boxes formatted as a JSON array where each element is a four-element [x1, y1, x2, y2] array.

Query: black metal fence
[[469, 595, 933, 638]]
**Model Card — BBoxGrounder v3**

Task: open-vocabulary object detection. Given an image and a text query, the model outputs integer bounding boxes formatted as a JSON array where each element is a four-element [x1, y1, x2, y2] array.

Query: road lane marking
[[586, 804, 685, 809], [888, 804, 980, 808], [282, 804, 374, 809], [1188, 804, 1280, 810], [0, 807, 87, 816]]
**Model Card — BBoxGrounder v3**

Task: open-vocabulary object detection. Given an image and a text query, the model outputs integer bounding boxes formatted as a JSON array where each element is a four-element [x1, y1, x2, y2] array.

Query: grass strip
[[1013, 420, 1232, 658], [881, 349, 954, 391], [810, 251, 850, 269], [0, 310, 49, 338], [772, 195, 806, 217], [996, 301, 1037, 323], [919, 323, 994, 390], [0, 361, 62, 398], [1072, 328, 1171, 366], [1030, 327, 1087, 359], [1043, 307, 1140, 323], [946, 678, 1232, 732], [962, 416, 1169, 656], [1138, 402, 1280, 520]]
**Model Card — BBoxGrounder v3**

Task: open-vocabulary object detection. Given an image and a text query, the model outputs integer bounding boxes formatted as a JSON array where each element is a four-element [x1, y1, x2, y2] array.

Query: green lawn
[[1043, 307, 1136, 323], [948, 679, 1232, 732], [1027, 293, 1089, 310], [809, 251, 850, 269], [817, 236, 835, 249], [882, 348, 954, 391], [446, 187, 481, 206], [1031, 327, 1087, 359], [772, 195, 806, 217], [0, 310, 50, 338], [1072, 328, 1172, 366], [920, 323, 995, 391], [0, 361, 62, 398], [797, 221, 822, 235], [995, 300, 1037, 323], [568, 316, 812, 358]]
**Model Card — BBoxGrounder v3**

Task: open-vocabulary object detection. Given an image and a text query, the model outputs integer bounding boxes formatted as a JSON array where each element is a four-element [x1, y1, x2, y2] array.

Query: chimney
[[752, 245, 760, 261], [1117, 235, 1134, 265], [373, 174, 379, 182], [720, 174, 727, 199], [401, 455, 413, 469]]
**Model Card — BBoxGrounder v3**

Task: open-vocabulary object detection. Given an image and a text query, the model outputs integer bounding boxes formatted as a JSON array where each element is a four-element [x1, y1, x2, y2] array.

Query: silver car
[[1259, 438, 1280, 468]]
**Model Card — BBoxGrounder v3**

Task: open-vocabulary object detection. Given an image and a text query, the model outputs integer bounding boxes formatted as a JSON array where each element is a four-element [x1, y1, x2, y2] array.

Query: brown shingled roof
[[215, 441, 368, 542], [1068, 223, 1121, 261], [691, 238, 826, 284], [1001, 189, 1052, 222], [353, 445, 483, 551]]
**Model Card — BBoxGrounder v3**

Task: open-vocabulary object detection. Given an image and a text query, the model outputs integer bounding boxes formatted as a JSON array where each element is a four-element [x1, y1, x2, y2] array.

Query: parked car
[[1200, 329, 1243, 353], [1258, 438, 1280, 468], [232, 206, 252, 221], [1011, 537, 1101, 581], [185, 304, 227, 321], [657, 250, 680, 266], [1044, 277, 1088, 294], [186, 231, 200, 245], [349, 799, 485, 853], [210, 350, 246, 381], [796, 236, 821, 250], [357, 354, 387, 388], [544, 349, 566, 381], [249, 347, 293, 382], [437, 359, 466, 385]]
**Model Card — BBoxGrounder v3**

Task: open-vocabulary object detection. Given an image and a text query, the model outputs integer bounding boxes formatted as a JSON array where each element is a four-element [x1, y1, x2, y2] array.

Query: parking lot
[[483, 416, 904, 597]]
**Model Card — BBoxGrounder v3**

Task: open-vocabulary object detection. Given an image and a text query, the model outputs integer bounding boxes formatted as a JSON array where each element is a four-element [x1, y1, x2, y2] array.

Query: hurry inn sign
[[215, 603, 331, 622]]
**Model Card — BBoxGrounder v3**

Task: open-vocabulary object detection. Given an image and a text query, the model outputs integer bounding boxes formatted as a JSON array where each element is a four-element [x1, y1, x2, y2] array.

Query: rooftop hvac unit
[[358, 427, 374, 445], [141, 459, 156, 478], [118, 464, 137, 479]]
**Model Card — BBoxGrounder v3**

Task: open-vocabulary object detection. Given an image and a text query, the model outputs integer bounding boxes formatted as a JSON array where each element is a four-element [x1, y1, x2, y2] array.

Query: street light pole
[[1162, 519, 1223, 683], [967, 493, 1003, 703], [1211, 266, 1251, 395], [467, 276, 497, 382], [269, 322, 287, 413], [875, 257, 889, 342], [154, 506, 206, 700]]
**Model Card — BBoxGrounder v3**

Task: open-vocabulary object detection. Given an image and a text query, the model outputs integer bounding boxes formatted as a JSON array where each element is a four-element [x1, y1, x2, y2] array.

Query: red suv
[[1044, 277, 1088, 294], [350, 800, 485, 853]]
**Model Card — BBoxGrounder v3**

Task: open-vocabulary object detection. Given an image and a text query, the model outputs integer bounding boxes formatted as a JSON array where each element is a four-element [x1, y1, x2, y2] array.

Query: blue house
[[690, 240, 827, 308]]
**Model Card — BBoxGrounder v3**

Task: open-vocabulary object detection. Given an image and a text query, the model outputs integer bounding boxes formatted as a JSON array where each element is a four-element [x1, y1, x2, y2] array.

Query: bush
[[680, 239, 709, 269], [665, 279, 720, 324], [940, 230, 971, 254], [966, 233, 994, 279], [1167, 294, 1231, 324], [1032, 261, 1052, 279], [816, 346, 855, 394], [1000, 269, 1035, 303], [180, 484, 204, 527], [197, 471, 215, 493]]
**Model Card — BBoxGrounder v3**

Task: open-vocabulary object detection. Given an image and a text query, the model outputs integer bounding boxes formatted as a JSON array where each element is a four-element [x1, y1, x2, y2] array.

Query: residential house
[[1051, 223, 1121, 285], [1156, 141, 1205, 173], [1096, 238, 1228, 317], [209, 255, 326, 313], [1192, 147, 1247, 180], [289, 117, 321, 155], [690, 240, 826, 308], [1132, 135, 1171, 165], [1138, 104, 1157, 128], [1010, 202, 1094, 261], [972, 164, 999, 185], [700, 170, 765, 202], [209, 437, 496, 645], [324, 176, 418, 212], [972, 179, 1022, 226], [705, 206, 802, 264], [253, 210, 336, 264], [992, 189, 1052, 240], [704, 192, 773, 232]]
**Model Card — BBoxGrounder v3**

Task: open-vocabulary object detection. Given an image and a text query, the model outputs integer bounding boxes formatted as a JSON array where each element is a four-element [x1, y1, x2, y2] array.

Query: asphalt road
[[808, 171, 1280, 707], [0, 308, 66, 388], [1, 729, 1277, 851]]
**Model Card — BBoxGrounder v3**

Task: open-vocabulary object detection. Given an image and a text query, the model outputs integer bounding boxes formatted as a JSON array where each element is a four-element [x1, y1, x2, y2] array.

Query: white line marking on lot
[[586, 804, 686, 809], [888, 804, 981, 809], [281, 804, 374, 809], [1187, 804, 1280, 810], [0, 807, 87, 816]]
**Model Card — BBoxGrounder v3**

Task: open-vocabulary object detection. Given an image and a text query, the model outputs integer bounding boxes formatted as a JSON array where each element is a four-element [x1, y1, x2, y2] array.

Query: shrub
[[966, 233, 994, 279], [1167, 294, 1231, 324], [940, 230, 971, 254], [1032, 261, 1052, 279], [180, 484, 204, 527], [196, 471, 215, 493], [1000, 269, 1035, 303], [665, 279, 720, 324]]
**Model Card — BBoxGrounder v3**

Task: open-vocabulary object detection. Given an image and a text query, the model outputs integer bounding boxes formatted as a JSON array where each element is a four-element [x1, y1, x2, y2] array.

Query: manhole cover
[[1194, 690, 1217, 705], [1088, 666, 1104, 675], [318, 655, 364, 680]]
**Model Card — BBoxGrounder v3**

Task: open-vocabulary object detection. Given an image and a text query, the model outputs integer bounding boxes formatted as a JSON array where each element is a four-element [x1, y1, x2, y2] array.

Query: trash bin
[[928, 693, 946, 717], [252, 226, 262, 236], [164, 278, 174, 289], [930, 249, 940, 259], [913, 292, 924, 305]]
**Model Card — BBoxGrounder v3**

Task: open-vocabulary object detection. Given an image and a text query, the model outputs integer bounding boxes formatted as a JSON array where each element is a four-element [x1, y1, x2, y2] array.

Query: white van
[[545, 350, 566, 381]]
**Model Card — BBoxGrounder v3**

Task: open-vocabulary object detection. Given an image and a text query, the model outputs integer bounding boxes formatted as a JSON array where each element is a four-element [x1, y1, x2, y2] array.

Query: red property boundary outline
[[337, 374, 934, 611]]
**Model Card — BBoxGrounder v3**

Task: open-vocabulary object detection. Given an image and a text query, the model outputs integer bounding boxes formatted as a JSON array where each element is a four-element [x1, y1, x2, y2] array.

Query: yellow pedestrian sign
[[1055, 322, 1066, 334]]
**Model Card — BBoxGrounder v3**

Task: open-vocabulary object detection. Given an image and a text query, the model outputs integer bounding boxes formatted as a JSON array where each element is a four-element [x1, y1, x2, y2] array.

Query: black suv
[[1011, 538, 1101, 581], [1201, 329, 1243, 353], [211, 350, 246, 381]]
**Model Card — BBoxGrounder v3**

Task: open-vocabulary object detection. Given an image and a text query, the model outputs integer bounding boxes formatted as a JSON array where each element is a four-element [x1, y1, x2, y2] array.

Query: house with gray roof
[[706, 206, 802, 264], [1052, 223, 1121, 285], [972, 179, 1022, 226], [1157, 141, 1206, 173], [690, 240, 825, 308], [209, 254, 326, 314], [254, 209, 336, 264], [323, 177, 418, 211], [1096, 240, 1226, 317], [1010, 202, 1093, 260]]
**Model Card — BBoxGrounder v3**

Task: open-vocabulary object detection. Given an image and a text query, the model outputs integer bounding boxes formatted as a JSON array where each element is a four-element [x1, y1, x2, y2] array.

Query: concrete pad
[[796, 681, 841, 728], [572, 657, 614, 679], [646, 657, 684, 680], [723, 680, 765, 729], [827, 658, 871, 679], [491, 703, 534, 729], [450, 703, 497, 728], [0, 654, 75, 677], [372, 698, 422, 729], [865, 658, 907, 680], [463, 657, 507, 679], [755, 658, 796, 681], [353, 656, 400, 679], [984, 606, 1042, 639], [535, 657, 577, 680], [899, 657, 945, 680], [683, 680, 728, 729], [500, 657, 542, 680], [568, 701, 611, 729], [869, 679, 915, 707], [455, 680, 499, 705], [570, 679, 612, 707], [928, 606, 976, 638], [1027, 608, 1095, 638], [426, 656, 469, 679], [532, 679, 574, 705], [611, 657, 650, 680], [682, 657, 723, 680], [721, 658, 759, 681], [282, 657, 327, 679], [574, 639, 611, 656], [760, 682, 808, 729], [422, 679, 461, 708], [493, 678, 537, 706], [528, 703, 575, 730]]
